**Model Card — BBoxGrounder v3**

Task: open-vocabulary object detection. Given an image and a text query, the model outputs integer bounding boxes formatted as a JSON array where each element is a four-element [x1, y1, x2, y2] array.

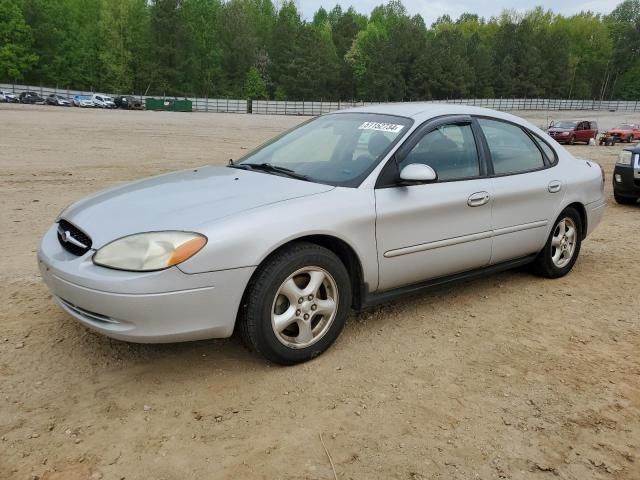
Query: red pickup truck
[[547, 120, 598, 144]]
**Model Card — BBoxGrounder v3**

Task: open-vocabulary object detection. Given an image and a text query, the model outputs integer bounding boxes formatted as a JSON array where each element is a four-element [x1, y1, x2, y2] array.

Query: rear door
[[577, 121, 590, 142], [476, 117, 565, 264], [374, 116, 493, 291]]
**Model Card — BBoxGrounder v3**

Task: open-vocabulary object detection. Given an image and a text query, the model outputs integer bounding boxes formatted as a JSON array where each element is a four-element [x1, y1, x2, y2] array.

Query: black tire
[[614, 193, 637, 205], [568, 136, 575, 145], [532, 207, 582, 278], [627, 135, 633, 143], [238, 242, 352, 365]]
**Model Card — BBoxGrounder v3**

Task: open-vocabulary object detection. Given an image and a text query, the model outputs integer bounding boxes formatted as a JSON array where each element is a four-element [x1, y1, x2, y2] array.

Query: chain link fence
[[3, 82, 640, 114]]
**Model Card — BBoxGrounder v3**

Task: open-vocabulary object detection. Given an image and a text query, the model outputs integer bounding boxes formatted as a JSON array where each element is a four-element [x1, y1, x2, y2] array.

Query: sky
[[297, 0, 621, 25]]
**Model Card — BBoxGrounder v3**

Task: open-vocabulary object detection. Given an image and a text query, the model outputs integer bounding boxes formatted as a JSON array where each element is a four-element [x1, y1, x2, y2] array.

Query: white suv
[[91, 94, 116, 109]]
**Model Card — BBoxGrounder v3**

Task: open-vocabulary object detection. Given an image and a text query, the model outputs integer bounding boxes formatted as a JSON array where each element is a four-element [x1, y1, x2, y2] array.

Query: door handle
[[548, 180, 562, 193], [467, 191, 490, 207]]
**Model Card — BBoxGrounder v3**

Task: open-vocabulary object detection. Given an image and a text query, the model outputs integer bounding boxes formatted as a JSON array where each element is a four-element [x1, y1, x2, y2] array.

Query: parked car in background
[[46, 94, 72, 106], [547, 120, 598, 144], [73, 95, 94, 108], [19, 91, 45, 104], [0, 90, 19, 103], [91, 94, 116, 109], [603, 124, 640, 143], [114, 95, 144, 110], [613, 144, 640, 204], [38, 105, 606, 364]]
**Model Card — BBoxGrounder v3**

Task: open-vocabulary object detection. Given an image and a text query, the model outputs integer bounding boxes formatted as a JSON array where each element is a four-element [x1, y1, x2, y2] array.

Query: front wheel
[[627, 135, 634, 143], [532, 207, 582, 278], [238, 242, 351, 365]]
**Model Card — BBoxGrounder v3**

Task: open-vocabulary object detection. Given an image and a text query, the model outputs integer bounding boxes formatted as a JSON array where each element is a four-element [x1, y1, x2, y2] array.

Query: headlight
[[618, 150, 632, 165], [93, 232, 207, 272]]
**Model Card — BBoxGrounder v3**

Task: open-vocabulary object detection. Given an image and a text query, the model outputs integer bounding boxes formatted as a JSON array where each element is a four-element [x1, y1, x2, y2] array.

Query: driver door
[[374, 117, 493, 291]]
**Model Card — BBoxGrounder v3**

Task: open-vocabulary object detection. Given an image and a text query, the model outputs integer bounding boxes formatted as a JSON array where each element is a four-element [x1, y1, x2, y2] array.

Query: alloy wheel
[[551, 217, 577, 268], [271, 267, 339, 349]]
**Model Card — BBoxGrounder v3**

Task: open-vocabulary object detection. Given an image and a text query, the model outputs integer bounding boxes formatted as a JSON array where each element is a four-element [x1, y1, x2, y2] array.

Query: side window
[[478, 119, 545, 175], [532, 135, 557, 165], [399, 123, 480, 181]]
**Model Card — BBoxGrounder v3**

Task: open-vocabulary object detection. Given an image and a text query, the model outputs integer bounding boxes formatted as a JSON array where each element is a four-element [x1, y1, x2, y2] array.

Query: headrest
[[368, 133, 392, 157]]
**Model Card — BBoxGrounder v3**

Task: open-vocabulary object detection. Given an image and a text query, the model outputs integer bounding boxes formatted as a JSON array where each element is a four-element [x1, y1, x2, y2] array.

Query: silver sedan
[[38, 105, 606, 364]]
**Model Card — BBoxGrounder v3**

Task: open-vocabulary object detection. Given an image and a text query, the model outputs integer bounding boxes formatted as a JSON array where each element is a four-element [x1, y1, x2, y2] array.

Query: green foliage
[[244, 65, 267, 99], [2, 0, 639, 100], [0, 0, 37, 80]]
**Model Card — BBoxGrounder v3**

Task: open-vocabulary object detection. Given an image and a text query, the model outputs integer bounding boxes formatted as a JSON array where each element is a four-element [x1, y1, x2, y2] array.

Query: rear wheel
[[238, 242, 351, 365], [532, 207, 582, 278]]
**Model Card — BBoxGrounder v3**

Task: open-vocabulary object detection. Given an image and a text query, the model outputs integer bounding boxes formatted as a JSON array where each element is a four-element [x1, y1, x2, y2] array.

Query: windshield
[[237, 113, 412, 187], [553, 121, 577, 129]]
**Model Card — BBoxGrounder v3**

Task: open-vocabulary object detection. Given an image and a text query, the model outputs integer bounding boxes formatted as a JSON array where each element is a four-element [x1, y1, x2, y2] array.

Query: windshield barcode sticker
[[358, 122, 404, 133]]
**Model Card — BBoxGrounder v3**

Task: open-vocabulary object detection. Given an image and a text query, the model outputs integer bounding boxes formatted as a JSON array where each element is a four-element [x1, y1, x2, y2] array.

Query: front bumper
[[613, 163, 640, 198], [38, 224, 255, 343], [548, 132, 572, 143]]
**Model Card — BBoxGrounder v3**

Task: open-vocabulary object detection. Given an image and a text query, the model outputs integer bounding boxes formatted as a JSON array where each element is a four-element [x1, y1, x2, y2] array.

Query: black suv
[[19, 91, 45, 104], [114, 95, 144, 110], [613, 144, 640, 204]]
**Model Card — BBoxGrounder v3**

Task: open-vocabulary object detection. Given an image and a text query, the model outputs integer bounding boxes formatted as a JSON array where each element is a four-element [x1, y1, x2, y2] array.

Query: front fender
[[178, 188, 379, 289]]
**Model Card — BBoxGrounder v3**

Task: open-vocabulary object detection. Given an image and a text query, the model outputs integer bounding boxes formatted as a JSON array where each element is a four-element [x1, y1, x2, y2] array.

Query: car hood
[[60, 166, 334, 248]]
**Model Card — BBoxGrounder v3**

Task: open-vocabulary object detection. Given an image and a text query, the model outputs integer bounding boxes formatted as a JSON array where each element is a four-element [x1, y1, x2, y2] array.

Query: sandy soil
[[0, 104, 639, 480]]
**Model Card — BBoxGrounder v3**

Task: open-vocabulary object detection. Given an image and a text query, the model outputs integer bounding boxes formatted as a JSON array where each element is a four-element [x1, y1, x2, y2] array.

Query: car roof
[[332, 103, 539, 129]]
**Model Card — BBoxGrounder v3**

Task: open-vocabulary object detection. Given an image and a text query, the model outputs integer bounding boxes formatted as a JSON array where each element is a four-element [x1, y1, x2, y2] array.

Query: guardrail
[[2, 83, 640, 114]]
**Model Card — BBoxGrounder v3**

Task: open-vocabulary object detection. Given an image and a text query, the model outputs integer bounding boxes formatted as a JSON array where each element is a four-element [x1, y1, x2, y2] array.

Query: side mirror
[[399, 164, 437, 184]]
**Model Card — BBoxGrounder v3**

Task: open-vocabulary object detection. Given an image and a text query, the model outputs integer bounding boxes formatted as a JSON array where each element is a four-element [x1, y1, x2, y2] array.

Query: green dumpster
[[145, 98, 192, 112]]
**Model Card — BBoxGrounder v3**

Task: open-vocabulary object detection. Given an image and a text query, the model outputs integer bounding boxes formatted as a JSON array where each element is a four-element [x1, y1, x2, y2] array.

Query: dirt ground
[[0, 104, 638, 480]]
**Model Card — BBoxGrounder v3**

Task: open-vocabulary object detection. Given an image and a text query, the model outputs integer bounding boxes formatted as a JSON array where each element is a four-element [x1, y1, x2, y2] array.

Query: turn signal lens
[[169, 237, 207, 266]]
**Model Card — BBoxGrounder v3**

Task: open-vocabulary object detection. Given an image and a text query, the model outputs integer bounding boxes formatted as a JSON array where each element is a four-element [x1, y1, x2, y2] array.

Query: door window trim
[[375, 115, 489, 188]]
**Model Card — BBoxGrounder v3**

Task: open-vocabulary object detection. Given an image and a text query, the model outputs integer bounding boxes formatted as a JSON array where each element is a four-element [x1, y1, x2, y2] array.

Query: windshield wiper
[[228, 162, 311, 182]]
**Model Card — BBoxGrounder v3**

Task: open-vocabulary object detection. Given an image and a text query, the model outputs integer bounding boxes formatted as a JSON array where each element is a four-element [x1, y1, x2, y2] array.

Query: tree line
[[1, 0, 640, 101]]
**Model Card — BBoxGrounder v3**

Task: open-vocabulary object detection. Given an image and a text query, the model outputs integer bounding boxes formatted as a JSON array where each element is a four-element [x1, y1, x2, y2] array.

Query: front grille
[[57, 219, 92, 256]]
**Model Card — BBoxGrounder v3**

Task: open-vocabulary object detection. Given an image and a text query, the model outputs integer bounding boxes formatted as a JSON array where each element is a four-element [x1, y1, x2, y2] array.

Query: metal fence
[[3, 82, 640, 114], [252, 98, 640, 114], [0, 83, 247, 113], [251, 100, 378, 115]]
